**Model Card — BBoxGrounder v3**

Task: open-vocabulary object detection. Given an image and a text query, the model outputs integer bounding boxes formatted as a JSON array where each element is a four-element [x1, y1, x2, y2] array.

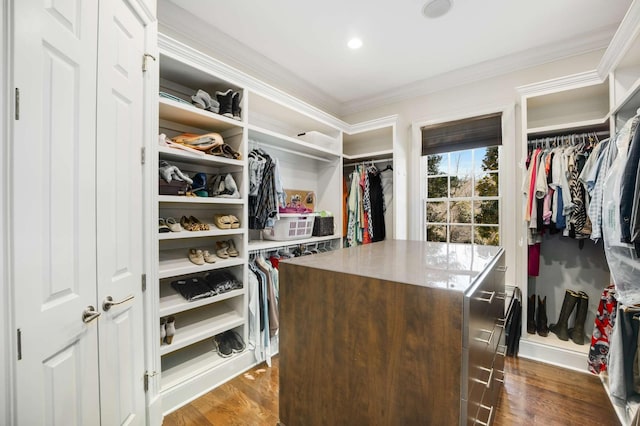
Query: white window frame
[[422, 148, 502, 244]]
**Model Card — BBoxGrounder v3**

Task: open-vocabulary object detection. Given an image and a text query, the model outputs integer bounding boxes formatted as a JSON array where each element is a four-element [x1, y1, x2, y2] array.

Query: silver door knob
[[102, 294, 134, 311], [82, 305, 101, 324]]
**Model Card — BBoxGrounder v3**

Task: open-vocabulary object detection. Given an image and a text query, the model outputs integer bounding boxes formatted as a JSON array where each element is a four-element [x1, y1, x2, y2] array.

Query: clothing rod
[[527, 130, 609, 142], [249, 140, 333, 163], [343, 158, 393, 167]]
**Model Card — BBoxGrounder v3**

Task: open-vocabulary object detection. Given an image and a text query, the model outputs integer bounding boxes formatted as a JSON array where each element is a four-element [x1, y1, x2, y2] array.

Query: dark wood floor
[[163, 356, 620, 425]]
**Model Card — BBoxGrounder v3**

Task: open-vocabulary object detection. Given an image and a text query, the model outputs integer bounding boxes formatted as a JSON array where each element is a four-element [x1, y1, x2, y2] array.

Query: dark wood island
[[278, 240, 506, 426]]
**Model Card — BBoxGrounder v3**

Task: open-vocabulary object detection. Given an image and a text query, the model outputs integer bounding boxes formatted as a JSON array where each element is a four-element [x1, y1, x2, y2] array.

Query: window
[[421, 113, 501, 246]]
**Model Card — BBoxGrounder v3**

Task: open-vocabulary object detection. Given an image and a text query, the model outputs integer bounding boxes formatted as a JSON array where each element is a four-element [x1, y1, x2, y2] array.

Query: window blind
[[421, 112, 502, 156]]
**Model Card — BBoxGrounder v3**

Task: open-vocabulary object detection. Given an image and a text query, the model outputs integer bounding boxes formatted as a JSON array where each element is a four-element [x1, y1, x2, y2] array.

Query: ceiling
[[159, 0, 633, 116]]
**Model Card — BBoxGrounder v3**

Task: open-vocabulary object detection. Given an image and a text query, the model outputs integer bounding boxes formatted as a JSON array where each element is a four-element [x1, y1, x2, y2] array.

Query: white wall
[[340, 49, 604, 288]]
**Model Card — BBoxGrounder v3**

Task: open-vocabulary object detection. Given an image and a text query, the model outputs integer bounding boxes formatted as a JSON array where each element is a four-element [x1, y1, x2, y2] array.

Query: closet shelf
[[160, 285, 244, 317], [158, 195, 244, 205], [248, 235, 341, 253], [342, 149, 394, 161], [158, 249, 245, 279], [248, 125, 340, 161], [524, 331, 590, 355], [159, 146, 244, 169], [158, 227, 244, 241], [159, 97, 244, 132], [159, 302, 244, 356], [611, 75, 640, 120], [160, 340, 252, 392], [526, 117, 610, 137]]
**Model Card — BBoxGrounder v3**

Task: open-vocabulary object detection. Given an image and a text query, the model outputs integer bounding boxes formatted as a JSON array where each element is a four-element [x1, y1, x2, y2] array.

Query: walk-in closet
[[3, 0, 640, 425]]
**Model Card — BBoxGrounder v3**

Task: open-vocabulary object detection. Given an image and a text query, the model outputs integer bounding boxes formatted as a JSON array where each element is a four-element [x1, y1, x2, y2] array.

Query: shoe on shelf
[[213, 214, 233, 229], [159, 218, 171, 233], [165, 316, 176, 344], [216, 241, 230, 259], [203, 250, 217, 264], [226, 239, 239, 257], [189, 215, 209, 231], [231, 91, 242, 121], [216, 89, 234, 119], [159, 160, 193, 184], [213, 333, 233, 358], [224, 329, 246, 353], [188, 248, 205, 265], [160, 318, 166, 345], [166, 217, 181, 232], [229, 215, 240, 228]]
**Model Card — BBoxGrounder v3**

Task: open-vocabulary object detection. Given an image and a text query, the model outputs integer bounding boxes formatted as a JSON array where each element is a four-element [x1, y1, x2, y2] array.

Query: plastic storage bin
[[263, 213, 316, 241], [295, 131, 337, 151]]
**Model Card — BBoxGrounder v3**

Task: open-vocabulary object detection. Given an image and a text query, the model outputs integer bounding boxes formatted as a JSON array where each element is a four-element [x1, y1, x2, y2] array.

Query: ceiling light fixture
[[422, 0, 452, 18], [348, 38, 363, 49]]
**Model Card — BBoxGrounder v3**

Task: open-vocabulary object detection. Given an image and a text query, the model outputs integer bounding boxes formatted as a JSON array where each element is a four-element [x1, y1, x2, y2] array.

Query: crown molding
[[597, 0, 640, 78], [157, 0, 342, 115], [344, 115, 399, 134], [516, 70, 603, 97], [339, 24, 617, 116]]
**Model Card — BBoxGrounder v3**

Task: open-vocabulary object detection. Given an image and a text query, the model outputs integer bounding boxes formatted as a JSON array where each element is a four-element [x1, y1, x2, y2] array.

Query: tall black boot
[[549, 289, 579, 341], [216, 89, 234, 118], [527, 294, 536, 334], [536, 295, 549, 337], [569, 291, 589, 345], [231, 91, 242, 121]]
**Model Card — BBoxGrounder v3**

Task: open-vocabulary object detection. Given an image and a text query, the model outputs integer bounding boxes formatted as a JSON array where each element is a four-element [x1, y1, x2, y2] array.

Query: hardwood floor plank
[[162, 355, 621, 426]]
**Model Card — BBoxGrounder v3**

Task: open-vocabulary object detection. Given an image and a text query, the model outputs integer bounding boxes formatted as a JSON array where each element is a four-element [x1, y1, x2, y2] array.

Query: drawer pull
[[474, 367, 494, 389], [475, 404, 494, 426], [496, 317, 507, 328], [477, 290, 495, 303], [476, 328, 494, 345], [495, 369, 505, 383], [497, 344, 508, 357], [496, 265, 507, 272], [495, 291, 507, 300]]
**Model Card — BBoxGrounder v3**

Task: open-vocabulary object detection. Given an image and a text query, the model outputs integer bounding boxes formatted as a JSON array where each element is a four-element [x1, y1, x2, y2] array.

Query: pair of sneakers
[[213, 329, 245, 358]]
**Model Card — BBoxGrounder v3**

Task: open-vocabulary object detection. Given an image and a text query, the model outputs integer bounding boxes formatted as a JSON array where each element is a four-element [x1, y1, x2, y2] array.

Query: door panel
[[96, 0, 147, 423], [12, 0, 100, 424]]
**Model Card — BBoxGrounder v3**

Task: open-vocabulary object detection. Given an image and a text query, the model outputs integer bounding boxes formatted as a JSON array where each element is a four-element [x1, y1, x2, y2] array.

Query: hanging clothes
[[248, 146, 286, 230], [345, 162, 389, 246]]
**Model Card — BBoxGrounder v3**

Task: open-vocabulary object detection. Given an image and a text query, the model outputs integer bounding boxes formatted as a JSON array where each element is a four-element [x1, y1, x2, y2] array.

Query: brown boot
[[527, 294, 536, 334]]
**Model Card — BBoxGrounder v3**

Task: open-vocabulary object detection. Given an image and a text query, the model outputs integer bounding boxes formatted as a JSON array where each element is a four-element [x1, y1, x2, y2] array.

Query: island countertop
[[280, 239, 502, 292]]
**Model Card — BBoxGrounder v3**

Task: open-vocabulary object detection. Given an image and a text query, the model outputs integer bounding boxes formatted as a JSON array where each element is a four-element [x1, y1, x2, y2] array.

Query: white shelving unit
[[246, 91, 343, 247], [517, 73, 612, 373], [154, 43, 254, 414], [152, 33, 350, 415], [342, 116, 398, 241], [596, 2, 640, 423]]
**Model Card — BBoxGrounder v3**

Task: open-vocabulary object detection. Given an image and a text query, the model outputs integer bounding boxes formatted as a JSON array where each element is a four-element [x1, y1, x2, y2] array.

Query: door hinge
[[142, 53, 156, 72], [141, 273, 147, 292], [14, 88, 20, 120], [17, 329, 22, 360], [144, 370, 157, 392], [141, 147, 146, 165]]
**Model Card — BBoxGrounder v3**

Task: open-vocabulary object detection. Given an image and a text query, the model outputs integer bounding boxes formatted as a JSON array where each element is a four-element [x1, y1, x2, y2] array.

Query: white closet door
[[95, 0, 147, 423], [11, 0, 101, 425]]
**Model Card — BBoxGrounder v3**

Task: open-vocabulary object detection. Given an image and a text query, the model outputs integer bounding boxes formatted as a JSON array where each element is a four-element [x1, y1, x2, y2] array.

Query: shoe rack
[[517, 72, 612, 372], [154, 49, 253, 413]]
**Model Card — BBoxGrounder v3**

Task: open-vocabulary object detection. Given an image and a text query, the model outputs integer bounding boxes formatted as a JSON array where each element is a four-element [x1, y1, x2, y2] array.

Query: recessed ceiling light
[[348, 38, 363, 49], [422, 0, 452, 18]]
